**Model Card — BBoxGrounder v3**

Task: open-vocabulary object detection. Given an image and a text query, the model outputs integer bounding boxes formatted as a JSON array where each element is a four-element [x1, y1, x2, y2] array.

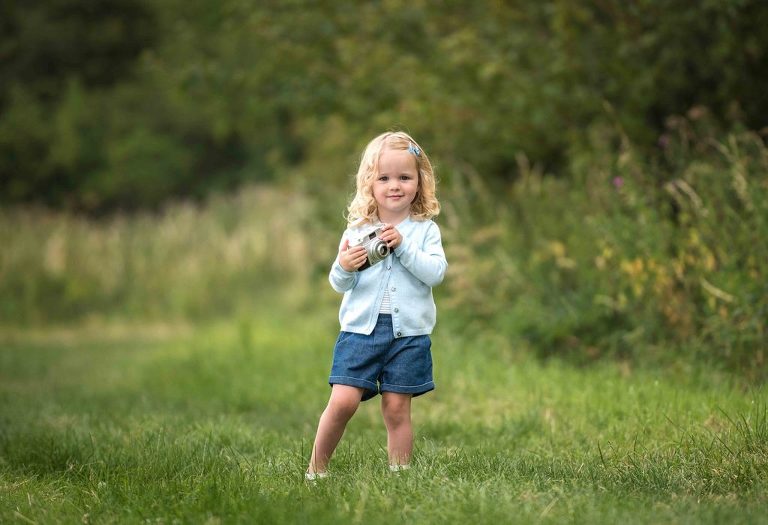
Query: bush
[[439, 113, 767, 379]]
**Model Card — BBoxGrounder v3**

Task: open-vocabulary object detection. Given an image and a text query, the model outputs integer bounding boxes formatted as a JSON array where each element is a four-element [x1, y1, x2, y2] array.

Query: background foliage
[[1, 1, 767, 379]]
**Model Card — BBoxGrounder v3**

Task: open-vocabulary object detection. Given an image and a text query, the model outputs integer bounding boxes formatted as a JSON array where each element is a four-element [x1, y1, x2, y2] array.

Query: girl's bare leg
[[381, 392, 413, 466], [307, 385, 364, 474]]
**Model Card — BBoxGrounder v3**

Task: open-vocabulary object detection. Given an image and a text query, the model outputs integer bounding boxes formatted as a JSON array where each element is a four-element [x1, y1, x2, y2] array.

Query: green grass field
[[1, 307, 765, 524]]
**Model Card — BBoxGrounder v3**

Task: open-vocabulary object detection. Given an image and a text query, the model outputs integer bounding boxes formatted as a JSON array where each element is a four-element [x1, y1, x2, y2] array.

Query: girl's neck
[[377, 210, 410, 225]]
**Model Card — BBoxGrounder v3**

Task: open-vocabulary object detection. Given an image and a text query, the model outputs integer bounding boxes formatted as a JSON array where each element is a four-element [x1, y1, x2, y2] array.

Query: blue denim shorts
[[329, 314, 434, 402]]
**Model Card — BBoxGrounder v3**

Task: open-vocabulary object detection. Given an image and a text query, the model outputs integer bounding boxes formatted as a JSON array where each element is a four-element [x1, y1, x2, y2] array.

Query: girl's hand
[[339, 238, 368, 272], [380, 224, 402, 250]]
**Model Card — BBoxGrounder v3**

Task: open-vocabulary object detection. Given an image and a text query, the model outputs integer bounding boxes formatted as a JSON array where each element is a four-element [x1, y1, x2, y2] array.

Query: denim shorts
[[329, 314, 434, 402]]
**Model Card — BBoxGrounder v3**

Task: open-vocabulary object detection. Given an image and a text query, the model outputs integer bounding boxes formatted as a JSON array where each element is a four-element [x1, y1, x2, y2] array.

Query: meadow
[[3, 2, 768, 521], [1, 306, 766, 524], [1, 123, 767, 523]]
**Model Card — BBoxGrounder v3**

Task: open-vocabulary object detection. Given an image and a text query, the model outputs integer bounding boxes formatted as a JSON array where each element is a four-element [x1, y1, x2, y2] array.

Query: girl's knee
[[327, 386, 363, 421], [328, 398, 358, 421], [381, 394, 412, 427]]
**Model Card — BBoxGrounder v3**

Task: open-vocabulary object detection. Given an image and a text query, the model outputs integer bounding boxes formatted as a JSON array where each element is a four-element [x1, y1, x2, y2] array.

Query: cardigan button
[[394, 308, 399, 313], [396, 331, 402, 337]]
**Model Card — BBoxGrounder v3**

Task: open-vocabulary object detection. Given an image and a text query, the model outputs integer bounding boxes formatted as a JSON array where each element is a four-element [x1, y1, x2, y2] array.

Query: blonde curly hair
[[346, 131, 440, 225]]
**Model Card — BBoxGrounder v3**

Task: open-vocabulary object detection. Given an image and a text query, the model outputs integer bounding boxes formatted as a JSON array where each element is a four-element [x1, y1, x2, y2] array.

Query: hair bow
[[407, 143, 421, 157]]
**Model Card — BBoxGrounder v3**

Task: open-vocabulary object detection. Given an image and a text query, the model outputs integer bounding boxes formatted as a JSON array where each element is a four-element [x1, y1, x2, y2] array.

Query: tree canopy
[[2, 0, 767, 211]]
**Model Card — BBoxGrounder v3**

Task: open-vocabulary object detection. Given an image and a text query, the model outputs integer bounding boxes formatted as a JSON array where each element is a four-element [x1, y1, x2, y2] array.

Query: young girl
[[306, 131, 447, 480]]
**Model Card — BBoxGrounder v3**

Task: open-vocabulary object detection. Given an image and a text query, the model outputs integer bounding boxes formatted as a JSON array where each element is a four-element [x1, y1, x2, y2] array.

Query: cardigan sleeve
[[328, 230, 359, 293], [393, 221, 448, 287]]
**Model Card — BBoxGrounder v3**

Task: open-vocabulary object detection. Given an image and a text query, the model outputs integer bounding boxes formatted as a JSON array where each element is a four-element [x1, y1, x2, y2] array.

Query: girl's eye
[[378, 176, 388, 182]]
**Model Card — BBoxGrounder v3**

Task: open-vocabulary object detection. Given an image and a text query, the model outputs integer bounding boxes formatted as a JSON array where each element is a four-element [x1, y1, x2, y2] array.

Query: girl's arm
[[394, 222, 448, 287], [329, 233, 360, 292]]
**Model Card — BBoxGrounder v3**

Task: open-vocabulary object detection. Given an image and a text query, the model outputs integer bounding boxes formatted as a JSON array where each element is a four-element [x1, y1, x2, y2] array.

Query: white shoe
[[389, 464, 411, 473], [305, 471, 330, 481]]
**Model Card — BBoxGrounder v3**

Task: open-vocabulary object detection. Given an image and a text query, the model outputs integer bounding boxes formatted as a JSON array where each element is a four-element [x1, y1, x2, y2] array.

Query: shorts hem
[[380, 381, 435, 397], [329, 375, 378, 392]]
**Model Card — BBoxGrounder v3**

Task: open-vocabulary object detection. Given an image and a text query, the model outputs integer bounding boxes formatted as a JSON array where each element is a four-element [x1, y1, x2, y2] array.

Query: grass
[[1, 306, 766, 524]]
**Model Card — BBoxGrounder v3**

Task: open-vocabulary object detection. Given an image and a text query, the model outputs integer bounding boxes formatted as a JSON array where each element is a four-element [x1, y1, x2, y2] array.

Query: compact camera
[[349, 224, 391, 271]]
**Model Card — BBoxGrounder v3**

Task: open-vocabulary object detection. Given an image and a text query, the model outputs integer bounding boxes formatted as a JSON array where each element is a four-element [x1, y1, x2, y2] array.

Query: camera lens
[[374, 242, 390, 258]]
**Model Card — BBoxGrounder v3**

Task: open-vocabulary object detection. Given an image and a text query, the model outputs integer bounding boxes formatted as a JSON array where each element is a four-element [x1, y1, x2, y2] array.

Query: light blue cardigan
[[329, 217, 448, 337]]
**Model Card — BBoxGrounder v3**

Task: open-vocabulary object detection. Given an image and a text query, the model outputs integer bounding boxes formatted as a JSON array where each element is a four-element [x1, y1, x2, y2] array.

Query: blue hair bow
[[407, 143, 421, 157]]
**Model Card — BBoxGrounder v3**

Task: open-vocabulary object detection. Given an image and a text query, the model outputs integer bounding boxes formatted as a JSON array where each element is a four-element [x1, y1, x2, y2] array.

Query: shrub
[[439, 113, 767, 379]]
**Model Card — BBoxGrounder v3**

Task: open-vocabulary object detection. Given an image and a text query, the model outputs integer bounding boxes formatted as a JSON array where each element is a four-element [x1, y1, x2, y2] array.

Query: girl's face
[[373, 148, 419, 223]]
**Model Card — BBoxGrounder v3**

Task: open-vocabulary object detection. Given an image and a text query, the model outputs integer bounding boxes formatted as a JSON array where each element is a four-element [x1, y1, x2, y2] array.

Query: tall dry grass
[[0, 186, 330, 323]]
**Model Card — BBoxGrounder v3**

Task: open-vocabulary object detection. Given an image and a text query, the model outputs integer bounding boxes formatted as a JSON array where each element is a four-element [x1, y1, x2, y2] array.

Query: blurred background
[[1, 0, 766, 379]]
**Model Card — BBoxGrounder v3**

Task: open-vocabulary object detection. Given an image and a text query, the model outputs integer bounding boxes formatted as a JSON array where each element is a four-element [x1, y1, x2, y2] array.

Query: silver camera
[[349, 224, 391, 271]]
